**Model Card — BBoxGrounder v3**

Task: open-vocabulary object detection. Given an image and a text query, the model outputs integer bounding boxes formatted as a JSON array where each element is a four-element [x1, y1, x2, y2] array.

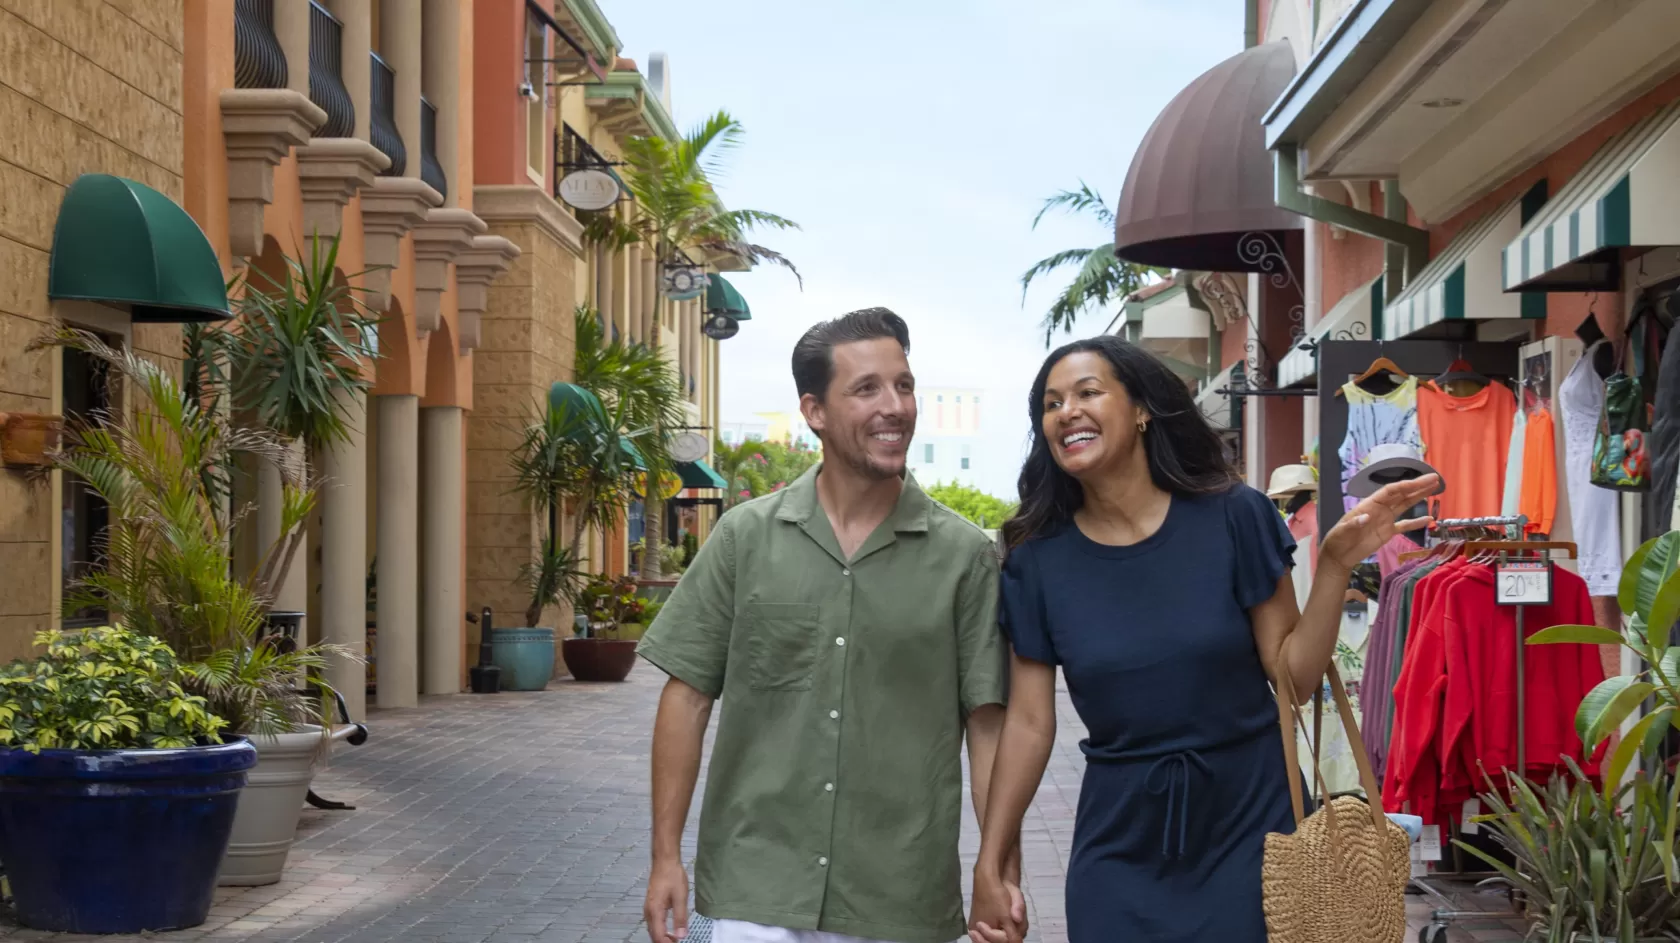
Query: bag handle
[[1275, 652, 1390, 848]]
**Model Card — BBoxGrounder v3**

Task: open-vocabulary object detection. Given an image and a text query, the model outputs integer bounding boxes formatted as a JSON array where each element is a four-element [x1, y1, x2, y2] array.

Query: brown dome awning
[[1115, 41, 1303, 273]]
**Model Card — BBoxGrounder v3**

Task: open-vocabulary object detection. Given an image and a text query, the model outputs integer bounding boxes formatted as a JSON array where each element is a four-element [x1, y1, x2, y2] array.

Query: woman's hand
[[1320, 474, 1438, 572], [969, 867, 1025, 943]]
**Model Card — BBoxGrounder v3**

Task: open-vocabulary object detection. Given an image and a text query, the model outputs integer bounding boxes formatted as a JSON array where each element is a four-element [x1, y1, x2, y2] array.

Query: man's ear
[[799, 392, 825, 435]]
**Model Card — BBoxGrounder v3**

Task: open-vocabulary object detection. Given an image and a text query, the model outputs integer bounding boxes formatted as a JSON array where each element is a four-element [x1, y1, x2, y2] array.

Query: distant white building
[[719, 412, 820, 451], [910, 387, 983, 488]]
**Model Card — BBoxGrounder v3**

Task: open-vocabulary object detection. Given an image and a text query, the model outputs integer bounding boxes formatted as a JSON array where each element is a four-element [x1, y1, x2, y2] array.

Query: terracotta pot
[[561, 638, 638, 682]]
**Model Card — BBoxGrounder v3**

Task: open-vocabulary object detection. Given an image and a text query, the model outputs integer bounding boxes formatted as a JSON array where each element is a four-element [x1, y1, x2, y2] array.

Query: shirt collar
[[776, 463, 931, 534]]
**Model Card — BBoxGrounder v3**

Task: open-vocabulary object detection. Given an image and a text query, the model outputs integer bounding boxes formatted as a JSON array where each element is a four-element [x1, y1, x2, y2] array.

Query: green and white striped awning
[[1503, 99, 1680, 292], [1384, 198, 1530, 340], [1277, 274, 1383, 388]]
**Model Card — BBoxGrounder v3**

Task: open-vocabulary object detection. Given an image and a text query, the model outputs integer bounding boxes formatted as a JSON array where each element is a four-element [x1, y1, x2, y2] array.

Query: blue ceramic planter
[[0, 737, 257, 933], [490, 627, 556, 691]]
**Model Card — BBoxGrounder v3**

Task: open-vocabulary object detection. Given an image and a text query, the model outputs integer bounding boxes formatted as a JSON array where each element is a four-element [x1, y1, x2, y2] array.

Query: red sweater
[[1383, 561, 1470, 822], [1440, 565, 1603, 803], [1386, 561, 1604, 823]]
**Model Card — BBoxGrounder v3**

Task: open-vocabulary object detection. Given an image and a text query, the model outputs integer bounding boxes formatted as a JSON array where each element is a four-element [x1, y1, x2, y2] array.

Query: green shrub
[[0, 627, 227, 752]]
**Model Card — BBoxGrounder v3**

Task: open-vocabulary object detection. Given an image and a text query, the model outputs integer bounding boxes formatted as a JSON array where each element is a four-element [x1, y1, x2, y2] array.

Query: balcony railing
[[420, 97, 447, 199], [308, 1, 353, 138], [369, 52, 405, 175], [233, 0, 286, 89]]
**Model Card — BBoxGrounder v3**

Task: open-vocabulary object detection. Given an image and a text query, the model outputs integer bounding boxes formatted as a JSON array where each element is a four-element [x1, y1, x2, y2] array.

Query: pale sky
[[601, 0, 1241, 498]]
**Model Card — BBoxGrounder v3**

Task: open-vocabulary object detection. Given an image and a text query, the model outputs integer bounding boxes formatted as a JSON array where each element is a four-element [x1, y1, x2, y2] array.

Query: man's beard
[[835, 434, 905, 481]]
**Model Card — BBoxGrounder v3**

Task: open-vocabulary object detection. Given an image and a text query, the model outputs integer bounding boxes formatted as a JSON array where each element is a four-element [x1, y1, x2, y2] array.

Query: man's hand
[[644, 857, 690, 943]]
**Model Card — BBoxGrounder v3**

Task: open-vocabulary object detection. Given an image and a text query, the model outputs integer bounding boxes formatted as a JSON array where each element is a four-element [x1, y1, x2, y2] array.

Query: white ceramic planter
[[216, 725, 339, 886]]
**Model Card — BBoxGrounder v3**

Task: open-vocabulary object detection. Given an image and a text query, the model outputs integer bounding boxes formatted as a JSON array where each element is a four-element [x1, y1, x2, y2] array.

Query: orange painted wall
[[1316, 183, 1388, 311], [474, 0, 529, 187], [183, 0, 233, 276]]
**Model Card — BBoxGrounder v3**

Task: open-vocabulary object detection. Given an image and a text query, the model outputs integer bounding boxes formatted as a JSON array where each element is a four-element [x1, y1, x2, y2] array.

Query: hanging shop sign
[[633, 470, 684, 501], [670, 431, 710, 464], [703, 313, 740, 340], [661, 265, 709, 301], [556, 169, 620, 211]]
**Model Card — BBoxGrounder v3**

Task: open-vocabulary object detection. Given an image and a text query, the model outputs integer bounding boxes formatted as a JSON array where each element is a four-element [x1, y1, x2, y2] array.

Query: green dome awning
[[704, 274, 751, 321], [48, 174, 230, 323], [676, 459, 727, 490]]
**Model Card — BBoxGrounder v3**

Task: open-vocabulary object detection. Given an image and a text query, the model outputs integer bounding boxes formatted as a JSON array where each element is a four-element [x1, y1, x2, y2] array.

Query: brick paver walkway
[[0, 668, 1527, 942]]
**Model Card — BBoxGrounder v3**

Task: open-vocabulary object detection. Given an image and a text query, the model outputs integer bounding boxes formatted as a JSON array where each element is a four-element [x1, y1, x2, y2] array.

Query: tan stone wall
[[466, 218, 579, 628], [0, 0, 186, 660]]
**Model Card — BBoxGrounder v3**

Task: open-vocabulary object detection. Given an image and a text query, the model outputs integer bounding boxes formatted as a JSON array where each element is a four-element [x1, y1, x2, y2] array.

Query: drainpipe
[[1245, 0, 1260, 48], [1273, 146, 1429, 297]]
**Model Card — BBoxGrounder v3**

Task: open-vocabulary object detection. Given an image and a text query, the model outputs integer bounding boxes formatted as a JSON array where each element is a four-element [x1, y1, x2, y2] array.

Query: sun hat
[[1265, 464, 1318, 499], [1346, 443, 1445, 499]]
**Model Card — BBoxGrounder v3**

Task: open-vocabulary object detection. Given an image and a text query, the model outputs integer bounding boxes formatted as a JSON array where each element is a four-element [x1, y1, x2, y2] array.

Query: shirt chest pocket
[[742, 603, 822, 691]]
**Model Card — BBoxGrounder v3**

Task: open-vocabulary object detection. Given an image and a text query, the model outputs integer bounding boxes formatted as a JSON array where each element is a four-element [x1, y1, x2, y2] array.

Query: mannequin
[[1575, 311, 1615, 378]]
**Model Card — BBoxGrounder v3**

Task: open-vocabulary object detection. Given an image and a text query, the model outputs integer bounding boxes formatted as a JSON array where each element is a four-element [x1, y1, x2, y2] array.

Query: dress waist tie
[[1144, 750, 1210, 860]]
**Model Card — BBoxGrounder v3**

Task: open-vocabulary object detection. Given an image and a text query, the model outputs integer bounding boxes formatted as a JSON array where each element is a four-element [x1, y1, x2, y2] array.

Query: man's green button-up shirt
[[637, 468, 1007, 943]]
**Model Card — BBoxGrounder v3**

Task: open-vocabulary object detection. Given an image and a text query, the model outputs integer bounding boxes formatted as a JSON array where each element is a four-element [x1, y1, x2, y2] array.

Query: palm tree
[[584, 110, 800, 577], [1021, 182, 1164, 345]]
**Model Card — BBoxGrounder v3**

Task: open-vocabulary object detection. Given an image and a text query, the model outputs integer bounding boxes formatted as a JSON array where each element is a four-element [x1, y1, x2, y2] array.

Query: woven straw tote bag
[[1262, 662, 1411, 943]]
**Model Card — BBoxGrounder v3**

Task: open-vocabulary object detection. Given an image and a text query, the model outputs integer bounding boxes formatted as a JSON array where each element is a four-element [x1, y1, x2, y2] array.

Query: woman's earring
[[1137, 418, 1149, 433]]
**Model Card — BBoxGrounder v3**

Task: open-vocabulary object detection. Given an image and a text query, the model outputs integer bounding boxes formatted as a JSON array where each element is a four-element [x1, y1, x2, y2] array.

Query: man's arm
[[646, 678, 713, 943], [955, 542, 1018, 882], [637, 516, 737, 943]]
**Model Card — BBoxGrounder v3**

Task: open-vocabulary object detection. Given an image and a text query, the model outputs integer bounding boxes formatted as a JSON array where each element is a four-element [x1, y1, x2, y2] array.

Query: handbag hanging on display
[[1592, 312, 1659, 491], [1262, 661, 1411, 943]]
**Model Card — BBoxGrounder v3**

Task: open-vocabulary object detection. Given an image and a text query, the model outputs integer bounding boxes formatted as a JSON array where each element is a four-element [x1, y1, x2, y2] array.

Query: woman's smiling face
[[1040, 351, 1147, 480]]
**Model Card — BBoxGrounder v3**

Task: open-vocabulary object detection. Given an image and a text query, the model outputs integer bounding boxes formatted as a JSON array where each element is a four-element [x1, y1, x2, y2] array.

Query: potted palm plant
[[1454, 531, 1680, 941], [205, 233, 378, 885], [41, 322, 355, 891], [581, 111, 800, 581], [0, 626, 253, 934]]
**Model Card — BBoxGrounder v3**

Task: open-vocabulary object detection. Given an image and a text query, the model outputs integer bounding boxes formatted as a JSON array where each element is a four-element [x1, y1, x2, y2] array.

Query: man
[[638, 308, 1020, 943]]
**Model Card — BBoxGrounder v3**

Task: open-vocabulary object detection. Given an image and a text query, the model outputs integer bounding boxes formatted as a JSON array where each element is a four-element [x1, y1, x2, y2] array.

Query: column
[[599, 247, 617, 326], [328, 0, 372, 141], [421, 0, 461, 206], [626, 245, 643, 344], [382, 0, 423, 178], [420, 405, 464, 695], [376, 394, 419, 707], [640, 253, 657, 342], [318, 390, 369, 720], [274, 0, 310, 99]]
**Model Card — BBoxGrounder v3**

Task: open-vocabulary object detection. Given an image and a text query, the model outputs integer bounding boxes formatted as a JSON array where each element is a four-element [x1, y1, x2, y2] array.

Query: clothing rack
[[1404, 517, 1578, 942]]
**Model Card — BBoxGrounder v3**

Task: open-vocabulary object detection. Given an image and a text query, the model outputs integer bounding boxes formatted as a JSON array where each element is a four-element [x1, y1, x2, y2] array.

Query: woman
[[969, 337, 1434, 943]]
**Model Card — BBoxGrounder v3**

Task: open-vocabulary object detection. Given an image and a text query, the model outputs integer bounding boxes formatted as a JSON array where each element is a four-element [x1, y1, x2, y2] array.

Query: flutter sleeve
[[999, 539, 1058, 666], [1227, 484, 1300, 610]]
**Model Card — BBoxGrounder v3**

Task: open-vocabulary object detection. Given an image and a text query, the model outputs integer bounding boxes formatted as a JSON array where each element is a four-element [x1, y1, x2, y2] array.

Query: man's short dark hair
[[791, 307, 912, 400]]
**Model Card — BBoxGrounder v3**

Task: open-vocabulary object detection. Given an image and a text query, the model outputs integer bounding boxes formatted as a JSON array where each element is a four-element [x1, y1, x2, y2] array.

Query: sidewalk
[[0, 668, 1523, 943]]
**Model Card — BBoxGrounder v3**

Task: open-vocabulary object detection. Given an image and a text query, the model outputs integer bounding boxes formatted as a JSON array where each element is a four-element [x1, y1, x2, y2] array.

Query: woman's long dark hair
[[1001, 336, 1239, 550]]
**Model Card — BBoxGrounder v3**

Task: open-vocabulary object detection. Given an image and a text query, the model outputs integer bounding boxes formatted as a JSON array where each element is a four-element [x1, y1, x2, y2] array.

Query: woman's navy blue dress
[[1000, 485, 1300, 942]]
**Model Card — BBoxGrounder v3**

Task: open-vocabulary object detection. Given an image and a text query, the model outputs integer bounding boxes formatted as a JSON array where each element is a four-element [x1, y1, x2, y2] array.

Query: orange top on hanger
[[1519, 408, 1557, 536], [1418, 381, 1516, 520]]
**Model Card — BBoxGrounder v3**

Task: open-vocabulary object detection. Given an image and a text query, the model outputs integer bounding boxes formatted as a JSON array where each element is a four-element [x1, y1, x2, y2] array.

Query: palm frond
[[1032, 181, 1115, 230]]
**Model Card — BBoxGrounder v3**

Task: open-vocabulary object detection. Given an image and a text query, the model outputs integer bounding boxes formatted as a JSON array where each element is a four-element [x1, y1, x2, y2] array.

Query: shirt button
[[825, 782, 834, 792], [818, 857, 829, 867], [842, 569, 851, 577], [829, 710, 840, 720], [835, 637, 845, 647]]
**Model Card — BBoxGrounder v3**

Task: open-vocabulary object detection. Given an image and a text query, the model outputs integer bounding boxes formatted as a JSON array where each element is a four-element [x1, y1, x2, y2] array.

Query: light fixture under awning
[[1277, 274, 1383, 388], [1114, 41, 1303, 272], [48, 174, 231, 323], [1386, 198, 1536, 340], [1503, 99, 1680, 292]]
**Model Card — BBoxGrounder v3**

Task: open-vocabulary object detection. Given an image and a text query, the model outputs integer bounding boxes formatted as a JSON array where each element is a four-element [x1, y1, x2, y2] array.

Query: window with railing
[[420, 97, 447, 199], [369, 52, 405, 175], [233, 0, 286, 89], [308, 0, 353, 137]]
